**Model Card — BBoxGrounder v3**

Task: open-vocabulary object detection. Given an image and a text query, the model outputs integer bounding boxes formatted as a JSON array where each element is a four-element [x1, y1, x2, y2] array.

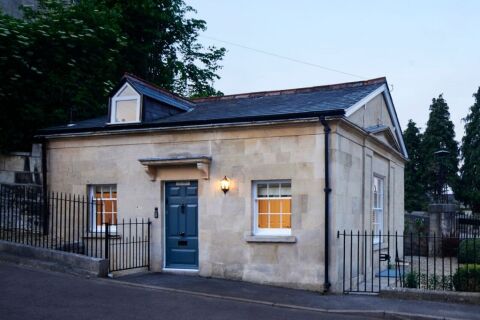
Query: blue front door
[[165, 181, 198, 269]]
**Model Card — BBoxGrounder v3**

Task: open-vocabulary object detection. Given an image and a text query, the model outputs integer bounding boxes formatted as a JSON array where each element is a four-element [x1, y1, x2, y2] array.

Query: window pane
[[269, 199, 281, 213], [258, 214, 268, 228], [270, 214, 281, 228], [281, 199, 291, 213], [280, 183, 291, 197], [281, 214, 291, 228], [257, 184, 268, 197], [115, 100, 137, 123], [104, 200, 114, 212], [258, 200, 268, 214], [268, 183, 280, 197], [96, 212, 103, 225], [104, 213, 113, 224]]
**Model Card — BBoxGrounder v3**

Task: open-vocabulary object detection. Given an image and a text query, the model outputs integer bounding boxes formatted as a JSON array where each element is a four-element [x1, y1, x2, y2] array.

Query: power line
[[199, 35, 366, 80]]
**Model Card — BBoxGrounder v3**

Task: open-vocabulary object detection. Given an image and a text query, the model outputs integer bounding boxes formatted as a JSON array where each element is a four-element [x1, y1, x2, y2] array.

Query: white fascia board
[[382, 88, 408, 158], [345, 83, 408, 158], [114, 82, 140, 98]]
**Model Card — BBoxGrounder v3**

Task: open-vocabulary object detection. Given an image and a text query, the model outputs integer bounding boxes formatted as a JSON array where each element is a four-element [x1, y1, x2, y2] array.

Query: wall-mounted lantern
[[220, 176, 230, 194]]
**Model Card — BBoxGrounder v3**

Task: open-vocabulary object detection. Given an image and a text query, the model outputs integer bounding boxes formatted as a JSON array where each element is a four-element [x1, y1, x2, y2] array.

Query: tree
[[403, 120, 427, 211], [0, 0, 225, 151], [99, 0, 226, 97], [458, 87, 480, 212], [420, 94, 459, 200], [0, 0, 126, 151]]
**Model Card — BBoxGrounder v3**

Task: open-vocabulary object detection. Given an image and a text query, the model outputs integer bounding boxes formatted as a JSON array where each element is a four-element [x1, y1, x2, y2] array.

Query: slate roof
[[38, 76, 387, 135]]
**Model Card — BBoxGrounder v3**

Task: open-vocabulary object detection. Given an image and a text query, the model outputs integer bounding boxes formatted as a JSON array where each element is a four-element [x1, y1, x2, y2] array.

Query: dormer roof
[[116, 73, 194, 112]]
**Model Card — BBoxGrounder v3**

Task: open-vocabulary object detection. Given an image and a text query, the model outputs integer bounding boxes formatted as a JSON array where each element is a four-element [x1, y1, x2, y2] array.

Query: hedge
[[453, 264, 480, 292], [458, 239, 480, 264]]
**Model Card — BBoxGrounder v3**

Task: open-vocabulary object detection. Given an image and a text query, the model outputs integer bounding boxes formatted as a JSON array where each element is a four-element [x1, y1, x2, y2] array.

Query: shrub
[[404, 272, 418, 288], [458, 239, 480, 263], [403, 272, 454, 290], [453, 264, 480, 292]]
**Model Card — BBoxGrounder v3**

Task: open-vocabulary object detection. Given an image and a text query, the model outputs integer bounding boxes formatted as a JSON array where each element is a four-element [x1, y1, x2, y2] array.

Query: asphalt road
[[0, 263, 375, 320]]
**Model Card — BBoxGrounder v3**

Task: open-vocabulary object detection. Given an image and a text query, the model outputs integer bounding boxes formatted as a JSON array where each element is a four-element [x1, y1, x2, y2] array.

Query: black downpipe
[[41, 139, 49, 235], [320, 118, 331, 292]]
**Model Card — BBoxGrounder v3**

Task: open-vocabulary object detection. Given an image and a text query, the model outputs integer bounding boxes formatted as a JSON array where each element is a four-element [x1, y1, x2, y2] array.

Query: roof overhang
[[36, 110, 345, 139]]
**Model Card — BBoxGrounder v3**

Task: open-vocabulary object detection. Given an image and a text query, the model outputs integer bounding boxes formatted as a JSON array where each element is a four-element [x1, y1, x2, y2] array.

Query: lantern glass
[[220, 176, 230, 193]]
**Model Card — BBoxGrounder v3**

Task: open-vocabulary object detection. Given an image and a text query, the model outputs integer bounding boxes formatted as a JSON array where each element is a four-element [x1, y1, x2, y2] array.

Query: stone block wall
[[0, 144, 42, 188]]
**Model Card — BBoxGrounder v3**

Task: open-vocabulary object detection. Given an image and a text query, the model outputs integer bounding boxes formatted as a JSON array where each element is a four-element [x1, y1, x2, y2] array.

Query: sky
[[187, 0, 480, 141]]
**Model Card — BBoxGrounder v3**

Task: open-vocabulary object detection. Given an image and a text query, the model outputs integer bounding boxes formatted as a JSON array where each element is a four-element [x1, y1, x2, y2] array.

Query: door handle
[[179, 232, 185, 237], [180, 203, 186, 213]]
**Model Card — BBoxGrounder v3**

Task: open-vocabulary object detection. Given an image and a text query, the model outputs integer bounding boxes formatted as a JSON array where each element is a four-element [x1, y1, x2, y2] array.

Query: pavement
[[0, 262, 479, 320]]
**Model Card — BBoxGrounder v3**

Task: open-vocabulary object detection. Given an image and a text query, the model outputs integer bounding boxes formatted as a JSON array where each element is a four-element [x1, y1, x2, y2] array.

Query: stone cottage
[[37, 74, 407, 292]]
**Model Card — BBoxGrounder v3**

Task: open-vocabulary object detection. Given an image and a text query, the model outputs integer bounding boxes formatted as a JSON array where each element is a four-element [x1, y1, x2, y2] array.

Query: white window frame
[[372, 175, 384, 244], [253, 180, 292, 236], [88, 185, 117, 232], [109, 83, 141, 124]]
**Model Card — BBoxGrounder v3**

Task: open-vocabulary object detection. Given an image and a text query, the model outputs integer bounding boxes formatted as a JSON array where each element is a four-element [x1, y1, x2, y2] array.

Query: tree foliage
[[420, 95, 459, 199], [403, 120, 427, 211], [0, 0, 125, 151], [99, 0, 226, 97], [458, 87, 480, 212], [0, 0, 225, 151]]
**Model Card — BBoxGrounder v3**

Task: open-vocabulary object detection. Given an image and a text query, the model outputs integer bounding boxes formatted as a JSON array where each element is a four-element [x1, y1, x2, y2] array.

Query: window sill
[[244, 235, 296, 243], [106, 121, 141, 126]]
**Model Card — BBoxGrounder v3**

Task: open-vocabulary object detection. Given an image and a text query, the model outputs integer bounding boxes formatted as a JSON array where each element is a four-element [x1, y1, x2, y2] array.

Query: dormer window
[[110, 83, 141, 124]]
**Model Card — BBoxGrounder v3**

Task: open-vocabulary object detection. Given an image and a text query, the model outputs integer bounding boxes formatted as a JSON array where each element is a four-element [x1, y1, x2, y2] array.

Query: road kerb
[[104, 278, 465, 320]]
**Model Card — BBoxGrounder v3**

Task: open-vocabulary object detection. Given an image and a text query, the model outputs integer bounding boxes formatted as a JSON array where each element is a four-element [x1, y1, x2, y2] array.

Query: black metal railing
[[107, 219, 151, 272], [0, 185, 151, 272], [338, 230, 480, 293], [451, 212, 480, 238]]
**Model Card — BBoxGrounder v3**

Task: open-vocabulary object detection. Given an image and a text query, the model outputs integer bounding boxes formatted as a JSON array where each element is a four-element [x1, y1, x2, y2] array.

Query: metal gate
[[337, 230, 480, 293], [337, 230, 403, 293]]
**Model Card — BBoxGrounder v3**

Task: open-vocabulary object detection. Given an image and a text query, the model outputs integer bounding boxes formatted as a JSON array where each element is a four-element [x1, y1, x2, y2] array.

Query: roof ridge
[[192, 77, 387, 103], [122, 73, 194, 106]]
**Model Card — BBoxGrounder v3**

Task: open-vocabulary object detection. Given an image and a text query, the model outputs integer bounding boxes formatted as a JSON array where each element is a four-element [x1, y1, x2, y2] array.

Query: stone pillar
[[428, 203, 459, 256]]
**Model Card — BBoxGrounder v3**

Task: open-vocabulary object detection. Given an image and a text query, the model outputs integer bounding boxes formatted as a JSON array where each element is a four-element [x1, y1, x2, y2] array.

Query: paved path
[[115, 272, 480, 320], [0, 263, 370, 320]]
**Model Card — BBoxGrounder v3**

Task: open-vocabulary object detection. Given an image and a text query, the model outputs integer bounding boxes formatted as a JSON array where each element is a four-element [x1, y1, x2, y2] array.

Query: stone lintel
[[138, 156, 212, 181]]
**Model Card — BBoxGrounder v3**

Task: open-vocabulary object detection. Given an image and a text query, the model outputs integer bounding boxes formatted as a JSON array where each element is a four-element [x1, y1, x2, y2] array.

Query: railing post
[[105, 223, 109, 260], [147, 219, 151, 271]]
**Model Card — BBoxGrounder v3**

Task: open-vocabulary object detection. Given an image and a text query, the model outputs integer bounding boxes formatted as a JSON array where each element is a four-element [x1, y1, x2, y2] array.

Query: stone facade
[[45, 112, 405, 291]]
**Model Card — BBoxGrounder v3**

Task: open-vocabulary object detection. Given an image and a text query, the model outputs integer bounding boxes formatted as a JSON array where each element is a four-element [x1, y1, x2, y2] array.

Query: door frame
[[162, 180, 199, 271]]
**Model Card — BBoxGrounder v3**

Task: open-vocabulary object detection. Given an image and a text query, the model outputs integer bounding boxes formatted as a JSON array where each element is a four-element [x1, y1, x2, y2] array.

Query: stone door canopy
[[138, 156, 212, 181]]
